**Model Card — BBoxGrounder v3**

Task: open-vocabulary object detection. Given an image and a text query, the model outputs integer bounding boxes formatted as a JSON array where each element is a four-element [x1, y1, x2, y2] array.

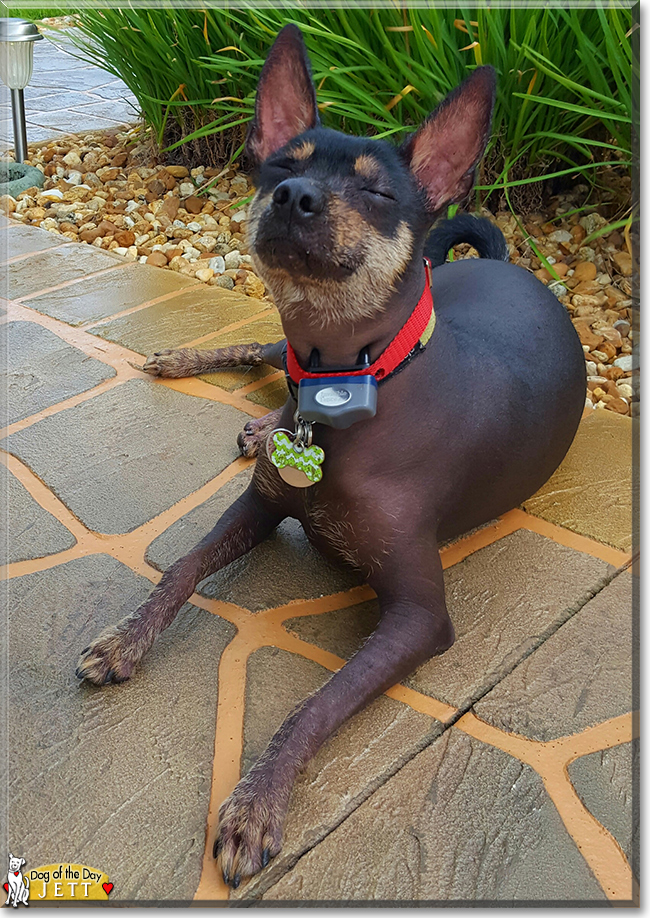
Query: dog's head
[[246, 24, 496, 325], [8, 855, 25, 873]]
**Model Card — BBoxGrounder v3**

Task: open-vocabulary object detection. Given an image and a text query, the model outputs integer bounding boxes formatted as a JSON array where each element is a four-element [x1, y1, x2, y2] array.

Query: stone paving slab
[[3, 554, 235, 903], [285, 530, 613, 709], [4, 245, 123, 301], [235, 647, 442, 901], [4, 380, 247, 534], [1, 321, 115, 427], [146, 469, 360, 611], [93, 285, 265, 357], [473, 571, 633, 740], [245, 376, 290, 410], [523, 412, 633, 553], [1, 463, 76, 564], [258, 729, 605, 903], [0, 223, 64, 262], [568, 740, 639, 882], [26, 263, 197, 327]]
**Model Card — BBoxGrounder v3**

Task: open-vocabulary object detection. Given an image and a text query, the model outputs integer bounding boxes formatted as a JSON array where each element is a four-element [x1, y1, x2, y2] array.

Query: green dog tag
[[270, 430, 325, 488]]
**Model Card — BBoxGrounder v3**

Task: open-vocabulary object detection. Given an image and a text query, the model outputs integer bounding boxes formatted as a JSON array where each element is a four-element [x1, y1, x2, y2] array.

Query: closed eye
[[361, 187, 396, 201]]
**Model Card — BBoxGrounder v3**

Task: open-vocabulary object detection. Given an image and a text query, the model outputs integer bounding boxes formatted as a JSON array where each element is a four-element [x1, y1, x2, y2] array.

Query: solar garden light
[[0, 18, 43, 163]]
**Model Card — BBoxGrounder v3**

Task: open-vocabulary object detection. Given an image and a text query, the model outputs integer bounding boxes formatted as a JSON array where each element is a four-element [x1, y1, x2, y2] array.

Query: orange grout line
[[507, 508, 632, 568], [237, 369, 285, 397], [5, 300, 265, 421], [265, 585, 377, 627], [182, 307, 276, 349], [456, 711, 637, 901], [439, 514, 525, 568], [439, 508, 632, 571], [1, 375, 132, 440], [5, 300, 152, 367], [1, 449, 90, 542], [129, 456, 253, 547], [155, 376, 268, 418], [14, 260, 131, 302], [194, 634, 248, 902], [80, 278, 203, 329]]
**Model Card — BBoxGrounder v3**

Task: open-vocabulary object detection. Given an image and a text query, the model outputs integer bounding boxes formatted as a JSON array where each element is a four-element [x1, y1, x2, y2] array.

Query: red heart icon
[[102, 883, 113, 896], [3, 883, 8, 893], [14, 872, 19, 877]]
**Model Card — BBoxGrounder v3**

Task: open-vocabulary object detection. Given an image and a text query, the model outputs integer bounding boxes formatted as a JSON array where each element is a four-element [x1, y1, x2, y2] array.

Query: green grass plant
[[42, 5, 632, 201]]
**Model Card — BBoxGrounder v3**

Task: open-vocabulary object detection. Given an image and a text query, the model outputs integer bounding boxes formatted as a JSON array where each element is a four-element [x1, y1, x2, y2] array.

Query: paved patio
[[1, 217, 637, 905], [0, 31, 136, 150]]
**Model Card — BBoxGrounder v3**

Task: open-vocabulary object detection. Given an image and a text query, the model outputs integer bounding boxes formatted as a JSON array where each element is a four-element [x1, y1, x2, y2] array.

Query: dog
[[76, 25, 586, 888], [5, 856, 29, 907]]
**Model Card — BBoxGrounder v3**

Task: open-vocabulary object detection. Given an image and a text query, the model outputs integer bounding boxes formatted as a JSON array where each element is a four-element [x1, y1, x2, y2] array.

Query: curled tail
[[425, 213, 509, 268]]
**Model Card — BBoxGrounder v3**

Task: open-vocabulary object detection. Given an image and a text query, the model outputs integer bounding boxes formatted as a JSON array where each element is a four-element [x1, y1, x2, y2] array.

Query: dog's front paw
[[214, 772, 288, 888], [76, 622, 142, 685], [142, 348, 197, 378], [237, 409, 283, 459]]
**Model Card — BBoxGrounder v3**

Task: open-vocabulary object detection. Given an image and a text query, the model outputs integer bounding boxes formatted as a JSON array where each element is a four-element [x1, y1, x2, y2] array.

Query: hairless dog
[[77, 25, 586, 888]]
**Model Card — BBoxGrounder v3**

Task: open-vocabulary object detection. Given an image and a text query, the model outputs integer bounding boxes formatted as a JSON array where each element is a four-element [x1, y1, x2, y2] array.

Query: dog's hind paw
[[76, 623, 141, 685], [213, 771, 287, 887]]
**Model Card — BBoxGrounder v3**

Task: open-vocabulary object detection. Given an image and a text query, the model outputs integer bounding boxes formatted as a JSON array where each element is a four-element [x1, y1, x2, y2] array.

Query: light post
[[0, 18, 43, 163]]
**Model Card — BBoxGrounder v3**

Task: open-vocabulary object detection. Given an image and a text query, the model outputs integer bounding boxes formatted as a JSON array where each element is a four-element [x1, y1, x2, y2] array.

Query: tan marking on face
[[252, 219, 413, 327], [290, 140, 315, 161], [328, 196, 368, 250], [354, 154, 381, 180]]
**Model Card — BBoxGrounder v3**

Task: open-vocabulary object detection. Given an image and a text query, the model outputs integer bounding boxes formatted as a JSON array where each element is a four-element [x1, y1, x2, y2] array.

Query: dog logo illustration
[[4, 855, 30, 908]]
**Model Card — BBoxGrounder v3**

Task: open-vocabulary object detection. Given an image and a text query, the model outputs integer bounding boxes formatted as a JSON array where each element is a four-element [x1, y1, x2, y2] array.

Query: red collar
[[286, 258, 434, 385]]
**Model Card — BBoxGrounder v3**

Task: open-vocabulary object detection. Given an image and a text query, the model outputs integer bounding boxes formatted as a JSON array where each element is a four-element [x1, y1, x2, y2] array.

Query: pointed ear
[[246, 24, 320, 164], [400, 66, 496, 213]]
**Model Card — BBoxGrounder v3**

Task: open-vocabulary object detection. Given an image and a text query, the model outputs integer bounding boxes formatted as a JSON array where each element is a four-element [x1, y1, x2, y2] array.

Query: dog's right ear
[[246, 24, 319, 165]]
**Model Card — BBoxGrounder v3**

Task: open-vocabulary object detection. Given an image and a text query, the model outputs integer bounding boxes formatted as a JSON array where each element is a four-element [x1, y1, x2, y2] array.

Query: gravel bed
[[0, 127, 636, 418]]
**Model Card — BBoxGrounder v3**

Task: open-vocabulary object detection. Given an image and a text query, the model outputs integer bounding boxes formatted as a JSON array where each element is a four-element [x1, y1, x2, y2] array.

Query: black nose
[[272, 178, 325, 221]]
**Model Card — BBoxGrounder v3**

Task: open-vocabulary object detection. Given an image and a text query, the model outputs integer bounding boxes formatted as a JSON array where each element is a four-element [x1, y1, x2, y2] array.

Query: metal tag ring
[[266, 428, 295, 463]]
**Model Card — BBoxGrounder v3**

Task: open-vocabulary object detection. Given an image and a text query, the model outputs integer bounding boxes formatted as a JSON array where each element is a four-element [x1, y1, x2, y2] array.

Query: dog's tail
[[425, 213, 509, 267]]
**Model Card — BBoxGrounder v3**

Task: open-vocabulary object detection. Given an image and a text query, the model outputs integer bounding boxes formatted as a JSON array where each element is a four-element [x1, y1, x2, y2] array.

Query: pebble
[[224, 249, 242, 269], [208, 255, 226, 274], [214, 275, 235, 290], [548, 229, 573, 244], [613, 251, 632, 276], [62, 151, 82, 168], [166, 165, 189, 178], [572, 261, 597, 282], [613, 355, 633, 371]]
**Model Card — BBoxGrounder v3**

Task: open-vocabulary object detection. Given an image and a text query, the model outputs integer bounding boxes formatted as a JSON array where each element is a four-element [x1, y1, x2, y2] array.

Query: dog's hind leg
[[141, 340, 286, 378], [76, 488, 283, 686]]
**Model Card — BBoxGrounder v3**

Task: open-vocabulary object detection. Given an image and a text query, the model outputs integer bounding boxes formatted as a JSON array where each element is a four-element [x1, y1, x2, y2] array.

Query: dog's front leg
[[141, 340, 286, 378], [215, 549, 453, 886], [76, 489, 283, 685]]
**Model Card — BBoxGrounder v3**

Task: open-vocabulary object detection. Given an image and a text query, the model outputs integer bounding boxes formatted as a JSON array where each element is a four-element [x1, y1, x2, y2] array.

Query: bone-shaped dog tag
[[269, 430, 324, 488]]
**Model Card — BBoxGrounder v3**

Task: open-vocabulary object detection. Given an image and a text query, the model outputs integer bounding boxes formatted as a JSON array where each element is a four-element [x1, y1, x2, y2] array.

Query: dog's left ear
[[246, 24, 320, 164], [401, 66, 496, 213]]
